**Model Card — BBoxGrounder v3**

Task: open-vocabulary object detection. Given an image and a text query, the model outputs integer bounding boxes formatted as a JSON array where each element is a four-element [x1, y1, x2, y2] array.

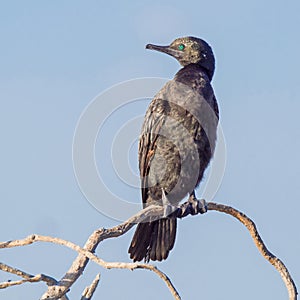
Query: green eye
[[178, 44, 185, 51]]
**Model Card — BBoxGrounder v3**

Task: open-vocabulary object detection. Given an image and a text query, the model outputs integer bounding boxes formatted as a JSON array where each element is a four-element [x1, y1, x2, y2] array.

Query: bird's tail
[[128, 217, 177, 262]]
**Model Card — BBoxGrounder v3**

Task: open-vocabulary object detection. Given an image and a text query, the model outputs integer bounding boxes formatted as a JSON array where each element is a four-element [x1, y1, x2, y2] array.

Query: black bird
[[128, 37, 219, 262]]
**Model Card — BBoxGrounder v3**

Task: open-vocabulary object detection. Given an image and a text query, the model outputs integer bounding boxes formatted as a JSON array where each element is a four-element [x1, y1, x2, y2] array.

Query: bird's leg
[[188, 191, 198, 215], [188, 191, 207, 214], [161, 189, 176, 218]]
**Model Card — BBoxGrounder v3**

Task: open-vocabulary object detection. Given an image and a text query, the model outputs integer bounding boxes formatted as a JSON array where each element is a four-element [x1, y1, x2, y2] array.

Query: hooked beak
[[146, 43, 183, 60]]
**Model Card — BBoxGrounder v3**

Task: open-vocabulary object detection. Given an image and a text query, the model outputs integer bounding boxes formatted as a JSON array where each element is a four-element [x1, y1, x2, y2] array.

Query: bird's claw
[[177, 195, 207, 218], [188, 193, 207, 214]]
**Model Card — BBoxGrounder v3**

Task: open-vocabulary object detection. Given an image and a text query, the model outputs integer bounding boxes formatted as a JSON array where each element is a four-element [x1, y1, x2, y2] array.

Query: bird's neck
[[175, 63, 213, 83]]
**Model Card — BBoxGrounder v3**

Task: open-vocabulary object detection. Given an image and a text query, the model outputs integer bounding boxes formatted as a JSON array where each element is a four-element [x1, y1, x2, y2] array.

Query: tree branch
[[0, 262, 55, 288], [206, 202, 298, 300], [38, 204, 166, 299], [81, 273, 100, 300], [0, 233, 180, 300], [0, 262, 69, 300], [0, 205, 180, 300]]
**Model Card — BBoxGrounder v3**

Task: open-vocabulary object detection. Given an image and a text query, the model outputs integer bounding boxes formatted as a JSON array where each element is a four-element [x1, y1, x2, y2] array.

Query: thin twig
[[206, 202, 298, 300], [0, 262, 57, 288], [81, 273, 101, 300], [0, 262, 69, 300]]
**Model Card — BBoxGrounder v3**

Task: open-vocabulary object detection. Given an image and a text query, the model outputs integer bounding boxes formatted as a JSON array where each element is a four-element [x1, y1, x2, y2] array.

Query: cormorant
[[128, 37, 219, 262]]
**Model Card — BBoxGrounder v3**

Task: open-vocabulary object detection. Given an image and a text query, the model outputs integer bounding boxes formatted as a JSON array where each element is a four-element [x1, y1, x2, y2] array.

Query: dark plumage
[[128, 37, 219, 262]]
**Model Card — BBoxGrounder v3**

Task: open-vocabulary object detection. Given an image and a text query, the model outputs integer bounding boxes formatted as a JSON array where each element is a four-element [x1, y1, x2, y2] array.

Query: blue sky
[[1, 1, 299, 299]]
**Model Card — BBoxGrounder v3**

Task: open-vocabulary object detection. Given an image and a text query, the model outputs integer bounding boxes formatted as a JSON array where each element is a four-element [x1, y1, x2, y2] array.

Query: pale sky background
[[1, 1, 300, 299]]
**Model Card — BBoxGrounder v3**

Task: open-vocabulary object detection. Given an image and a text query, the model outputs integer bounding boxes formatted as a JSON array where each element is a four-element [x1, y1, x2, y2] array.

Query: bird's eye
[[178, 44, 185, 51]]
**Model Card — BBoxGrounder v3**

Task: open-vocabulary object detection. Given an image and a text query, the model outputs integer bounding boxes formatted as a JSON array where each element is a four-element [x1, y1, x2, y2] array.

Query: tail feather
[[169, 218, 176, 250], [131, 222, 152, 261], [149, 221, 158, 261], [128, 218, 177, 262], [160, 219, 167, 260], [165, 218, 171, 251]]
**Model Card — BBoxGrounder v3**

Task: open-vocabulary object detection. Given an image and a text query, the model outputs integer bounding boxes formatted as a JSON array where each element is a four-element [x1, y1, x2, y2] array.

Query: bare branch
[[81, 273, 100, 300], [38, 205, 166, 299], [0, 262, 69, 299], [206, 202, 298, 300], [0, 233, 180, 299], [0, 262, 57, 288], [0, 205, 179, 300], [103, 262, 180, 300]]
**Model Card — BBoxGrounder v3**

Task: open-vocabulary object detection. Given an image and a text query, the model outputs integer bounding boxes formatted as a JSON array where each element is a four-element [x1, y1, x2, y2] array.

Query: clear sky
[[1, 1, 299, 299]]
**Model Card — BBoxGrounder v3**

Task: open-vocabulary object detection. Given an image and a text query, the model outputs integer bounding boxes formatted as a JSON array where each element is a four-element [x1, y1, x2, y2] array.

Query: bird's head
[[146, 36, 215, 79]]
